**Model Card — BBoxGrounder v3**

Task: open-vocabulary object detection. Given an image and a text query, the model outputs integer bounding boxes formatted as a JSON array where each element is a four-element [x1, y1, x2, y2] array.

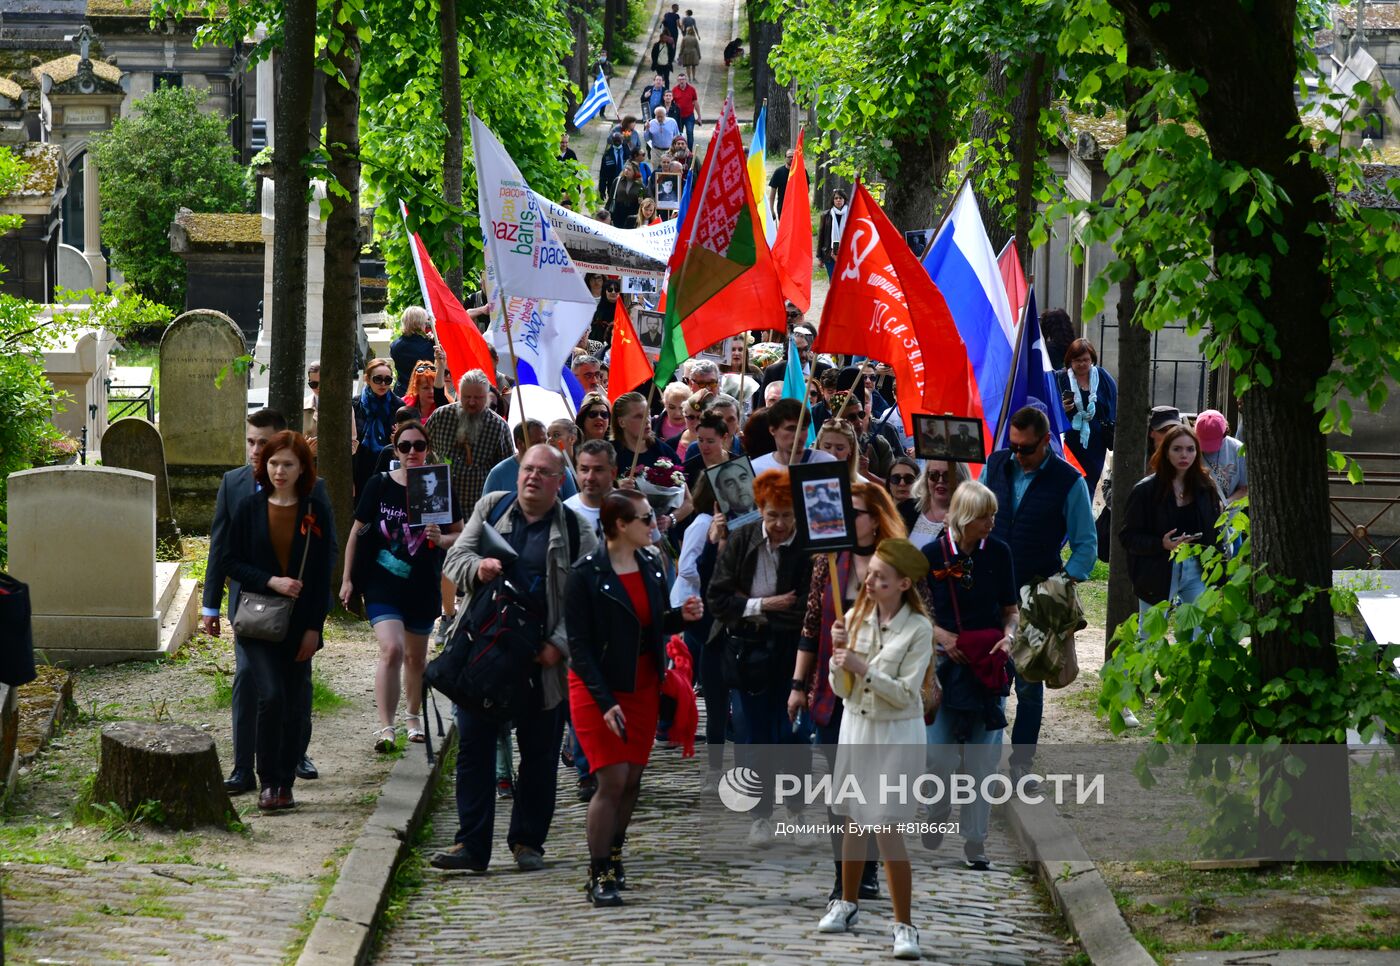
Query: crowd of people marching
[[199, 272, 1249, 958]]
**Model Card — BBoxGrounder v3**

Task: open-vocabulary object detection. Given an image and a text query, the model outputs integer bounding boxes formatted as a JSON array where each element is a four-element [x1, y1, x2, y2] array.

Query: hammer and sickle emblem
[[839, 218, 880, 282]]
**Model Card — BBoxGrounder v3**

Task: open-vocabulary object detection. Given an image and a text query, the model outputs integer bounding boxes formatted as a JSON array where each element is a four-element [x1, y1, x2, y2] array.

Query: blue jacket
[[981, 448, 1086, 587]]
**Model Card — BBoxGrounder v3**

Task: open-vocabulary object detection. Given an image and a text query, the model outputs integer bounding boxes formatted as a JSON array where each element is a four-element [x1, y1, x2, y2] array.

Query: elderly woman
[[792, 482, 907, 902], [567, 490, 704, 906], [653, 382, 691, 449], [575, 392, 613, 443], [226, 432, 336, 811], [818, 537, 934, 961], [707, 469, 815, 845], [353, 357, 405, 496], [1055, 337, 1118, 496], [922, 480, 1019, 872], [906, 460, 967, 545], [389, 306, 436, 397]]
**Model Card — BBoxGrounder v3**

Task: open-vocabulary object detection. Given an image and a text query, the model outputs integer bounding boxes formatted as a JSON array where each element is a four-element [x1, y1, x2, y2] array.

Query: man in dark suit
[[204, 408, 325, 793]]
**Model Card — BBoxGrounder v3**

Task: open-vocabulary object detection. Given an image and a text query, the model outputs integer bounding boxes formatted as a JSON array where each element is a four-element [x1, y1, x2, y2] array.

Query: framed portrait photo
[[654, 172, 682, 210], [635, 309, 667, 354], [913, 413, 985, 464], [407, 463, 454, 527], [706, 455, 758, 528], [788, 461, 856, 553]]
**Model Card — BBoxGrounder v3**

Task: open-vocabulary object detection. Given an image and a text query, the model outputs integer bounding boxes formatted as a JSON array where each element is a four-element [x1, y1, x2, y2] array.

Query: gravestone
[[159, 310, 246, 467], [7, 466, 196, 666], [100, 417, 182, 557], [160, 310, 246, 532]]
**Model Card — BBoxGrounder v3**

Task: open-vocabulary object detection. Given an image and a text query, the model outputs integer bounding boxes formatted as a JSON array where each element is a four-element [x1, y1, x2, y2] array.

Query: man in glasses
[[433, 444, 598, 873], [572, 355, 605, 395], [979, 406, 1097, 789], [424, 370, 514, 522], [482, 419, 579, 499]]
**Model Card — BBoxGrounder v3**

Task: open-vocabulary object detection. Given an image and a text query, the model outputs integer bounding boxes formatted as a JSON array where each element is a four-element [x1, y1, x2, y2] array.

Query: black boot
[[610, 833, 628, 890], [587, 857, 623, 907], [828, 861, 843, 901], [859, 861, 880, 900]]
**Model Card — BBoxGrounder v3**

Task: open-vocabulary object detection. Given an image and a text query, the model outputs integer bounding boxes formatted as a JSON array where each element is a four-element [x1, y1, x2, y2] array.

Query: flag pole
[[991, 294, 1032, 448], [827, 552, 844, 620]]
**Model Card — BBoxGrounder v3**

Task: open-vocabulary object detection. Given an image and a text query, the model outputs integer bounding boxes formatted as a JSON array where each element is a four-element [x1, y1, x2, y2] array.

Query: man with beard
[[425, 370, 515, 521]]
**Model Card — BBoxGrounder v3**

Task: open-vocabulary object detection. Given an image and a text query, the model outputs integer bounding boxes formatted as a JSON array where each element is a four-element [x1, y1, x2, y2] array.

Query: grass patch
[[311, 670, 350, 714]]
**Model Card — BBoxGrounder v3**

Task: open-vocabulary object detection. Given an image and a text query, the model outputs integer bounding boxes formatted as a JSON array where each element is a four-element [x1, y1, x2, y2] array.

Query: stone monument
[[100, 417, 182, 557], [159, 310, 247, 532], [7, 466, 197, 667]]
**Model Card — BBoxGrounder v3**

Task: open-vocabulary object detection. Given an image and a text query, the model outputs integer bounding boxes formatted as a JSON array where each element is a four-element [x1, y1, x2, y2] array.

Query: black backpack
[[422, 496, 581, 753]]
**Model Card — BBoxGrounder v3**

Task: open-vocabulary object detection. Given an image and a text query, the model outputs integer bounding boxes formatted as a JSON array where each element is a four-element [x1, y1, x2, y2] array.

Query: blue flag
[[781, 336, 817, 446], [996, 290, 1068, 453]]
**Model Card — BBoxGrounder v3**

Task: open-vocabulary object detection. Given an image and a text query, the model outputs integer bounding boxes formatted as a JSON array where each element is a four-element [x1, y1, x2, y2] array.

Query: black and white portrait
[[407, 464, 453, 526], [655, 172, 681, 210], [913, 415, 950, 461], [707, 457, 757, 526], [637, 309, 666, 348]]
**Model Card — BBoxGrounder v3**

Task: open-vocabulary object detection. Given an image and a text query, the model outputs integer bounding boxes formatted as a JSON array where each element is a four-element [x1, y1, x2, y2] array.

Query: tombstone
[[42, 323, 115, 448], [160, 310, 247, 533], [7, 466, 196, 666], [101, 418, 182, 557], [159, 310, 246, 467], [56, 243, 94, 299]]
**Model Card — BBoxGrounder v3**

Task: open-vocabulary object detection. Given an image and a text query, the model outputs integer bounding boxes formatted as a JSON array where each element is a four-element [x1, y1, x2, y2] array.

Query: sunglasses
[[396, 439, 429, 454], [1010, 438, 1045, 456], [585, 409, 610, 420], [307, 380, 320, 390], [926, 470, 952, 483], [630, 511, 656, 524], [888, 474, 916, 485], [371, 375, 393, 386], [414, 364, 436, 374]]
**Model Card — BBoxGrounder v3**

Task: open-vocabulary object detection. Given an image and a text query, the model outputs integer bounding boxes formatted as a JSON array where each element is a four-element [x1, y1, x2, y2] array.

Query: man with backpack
[[431, 444, 598, 872]]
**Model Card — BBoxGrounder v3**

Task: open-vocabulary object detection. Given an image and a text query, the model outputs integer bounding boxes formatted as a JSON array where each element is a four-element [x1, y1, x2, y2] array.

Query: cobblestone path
[[375, 736, 1073, 964]]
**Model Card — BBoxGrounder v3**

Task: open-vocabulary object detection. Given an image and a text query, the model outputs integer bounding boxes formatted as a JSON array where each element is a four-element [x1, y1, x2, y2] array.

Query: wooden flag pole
[[827, 552, 844, 620]]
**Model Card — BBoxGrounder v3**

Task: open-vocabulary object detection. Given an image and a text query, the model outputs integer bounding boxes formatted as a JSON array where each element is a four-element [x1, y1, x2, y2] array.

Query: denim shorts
[[365, 602, 436, 636]]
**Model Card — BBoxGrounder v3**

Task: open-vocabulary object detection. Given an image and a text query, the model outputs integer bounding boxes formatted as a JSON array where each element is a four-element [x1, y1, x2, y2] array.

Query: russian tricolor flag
[[921, 183, 1017, 445]]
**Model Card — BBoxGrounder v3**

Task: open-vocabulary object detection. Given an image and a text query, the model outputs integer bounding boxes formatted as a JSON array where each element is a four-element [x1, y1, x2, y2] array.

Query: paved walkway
[[374, 704, 1073, 964]]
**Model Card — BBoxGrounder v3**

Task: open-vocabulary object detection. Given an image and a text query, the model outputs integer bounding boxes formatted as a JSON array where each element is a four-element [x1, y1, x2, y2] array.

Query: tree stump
[[92, 722, 234, 830]]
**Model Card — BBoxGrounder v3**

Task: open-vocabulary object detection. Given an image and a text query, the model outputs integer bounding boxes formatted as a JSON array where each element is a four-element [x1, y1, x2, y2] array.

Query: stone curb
[[1003, 795, 1155, 966], [296, 723, 457, 966]]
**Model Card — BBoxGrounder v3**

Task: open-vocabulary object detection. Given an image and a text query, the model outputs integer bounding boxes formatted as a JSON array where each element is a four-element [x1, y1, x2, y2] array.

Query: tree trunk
[[748, 12, 790, 152], [93, 722, 233, 830], [603, 0, 618, 65], [1111, 0, 1345, 855], [1104, 21, 1154, 653], [1012, 52, 1048, 268], [881, 130, 956, 236], [970, 56, 1012, 252], [269, 0, 317, 430], [564, 1, 591, 120], [322, 0, 361, 585], [441, 0, 465, 300]]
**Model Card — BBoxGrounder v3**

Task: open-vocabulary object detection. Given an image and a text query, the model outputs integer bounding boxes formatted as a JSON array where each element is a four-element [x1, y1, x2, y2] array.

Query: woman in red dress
[[566, 490, 703, 907]]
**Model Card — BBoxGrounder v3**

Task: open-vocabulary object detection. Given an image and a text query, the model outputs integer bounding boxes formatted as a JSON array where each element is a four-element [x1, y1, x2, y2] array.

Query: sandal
[[406, 714, 426, 744], [374, 726, 397, 753]]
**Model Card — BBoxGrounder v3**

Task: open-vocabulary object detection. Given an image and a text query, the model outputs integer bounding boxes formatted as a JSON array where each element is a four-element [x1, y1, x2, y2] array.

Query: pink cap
[[1194, 410, 1227, 454]]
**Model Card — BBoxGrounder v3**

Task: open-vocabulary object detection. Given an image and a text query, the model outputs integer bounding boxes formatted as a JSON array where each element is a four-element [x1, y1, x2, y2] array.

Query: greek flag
[[572, 68, 614, 128]]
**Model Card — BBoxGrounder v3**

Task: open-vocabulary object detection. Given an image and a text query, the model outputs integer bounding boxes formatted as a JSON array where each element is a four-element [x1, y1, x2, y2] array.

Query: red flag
[[401, 201, 495, 387], [771, 128, 812, 312], [815, 182, 980, 434], [996, 237, 1029, 325], [607, 297, 653, 404]]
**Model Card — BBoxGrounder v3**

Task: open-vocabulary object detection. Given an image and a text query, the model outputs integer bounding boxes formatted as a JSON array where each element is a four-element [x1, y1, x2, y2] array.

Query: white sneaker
[[892, 922, 921, 959], [747, 816, 774, 847], [818, 898, 859, 933], [1121, 708, 1142, 728]]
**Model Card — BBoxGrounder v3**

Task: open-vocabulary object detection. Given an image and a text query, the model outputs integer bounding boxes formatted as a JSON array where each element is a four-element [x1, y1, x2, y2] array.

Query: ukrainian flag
[[747, 104, 768, 235]]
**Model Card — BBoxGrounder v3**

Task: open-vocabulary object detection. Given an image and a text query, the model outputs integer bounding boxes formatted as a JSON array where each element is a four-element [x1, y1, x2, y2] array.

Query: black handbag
[[720, 624, 779, 694], [232, 504, 314, 642], [0, 572, 37, 687]]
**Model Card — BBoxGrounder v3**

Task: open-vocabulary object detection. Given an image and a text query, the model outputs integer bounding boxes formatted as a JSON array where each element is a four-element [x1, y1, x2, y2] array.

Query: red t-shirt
[[671, 84, 698, 119], [619, 570, 652, 628]]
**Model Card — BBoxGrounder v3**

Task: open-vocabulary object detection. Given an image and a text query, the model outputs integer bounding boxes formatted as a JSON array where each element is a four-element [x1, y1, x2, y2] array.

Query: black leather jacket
[[565, 547, 687, 713]]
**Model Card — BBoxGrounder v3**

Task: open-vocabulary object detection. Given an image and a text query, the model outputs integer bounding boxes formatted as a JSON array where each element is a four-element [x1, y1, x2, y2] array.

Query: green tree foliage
[[90, 86, 248, 309]]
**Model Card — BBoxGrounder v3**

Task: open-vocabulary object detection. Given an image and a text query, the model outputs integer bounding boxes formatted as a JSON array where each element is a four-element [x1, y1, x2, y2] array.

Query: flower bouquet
[[635, 458, 687, 513]]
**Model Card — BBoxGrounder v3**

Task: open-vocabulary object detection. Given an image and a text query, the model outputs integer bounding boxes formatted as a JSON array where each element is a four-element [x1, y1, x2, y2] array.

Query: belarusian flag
[[653, 99, 785, 385]]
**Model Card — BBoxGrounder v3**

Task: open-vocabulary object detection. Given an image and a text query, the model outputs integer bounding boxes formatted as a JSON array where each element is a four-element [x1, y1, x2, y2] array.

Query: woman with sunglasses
[[885, 456, 920, 527], [340, 421, 463, 752], [402, 345, 450, 421], [589, 280, 623, 344], [352, 358, 405, 497], [567, 490, 704, 905], [922, 480, 1018, 871], [575, 391, 613, 443], [907, 460, 967, 545], [792, 482, 907, 902]]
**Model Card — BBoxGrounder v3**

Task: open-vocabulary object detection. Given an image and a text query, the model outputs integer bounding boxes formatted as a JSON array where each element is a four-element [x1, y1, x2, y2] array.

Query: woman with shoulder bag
[[566, 491, 704, 907], [818, 538, 934, 960], [227, 432, 336, 812], [790, 481, 905, 902], [922, 481, 1019, 871], [706, 468, 814, 844], [340, 421, 463, 753]]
